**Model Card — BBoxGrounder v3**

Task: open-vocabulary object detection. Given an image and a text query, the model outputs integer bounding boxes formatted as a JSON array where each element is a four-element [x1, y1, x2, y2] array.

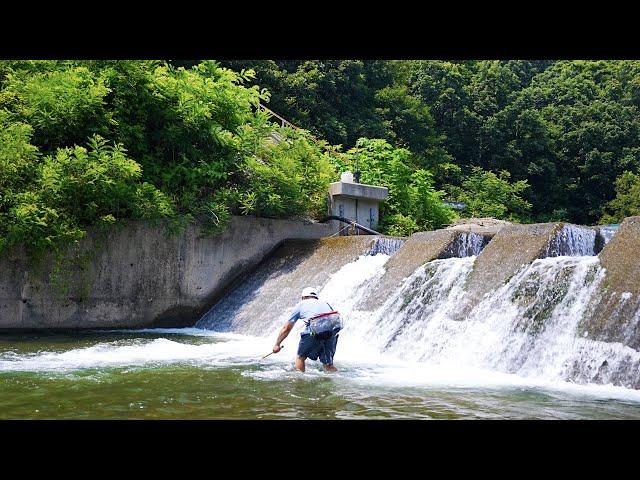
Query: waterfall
[[368, 237, 405, 256], [195, 237, 391, 335], [341, 254, 640, 388], [546, 225, 596, 256], [344, 257, 475, 360], [448, 232, 488, 257], [196, 226, 640, 390]]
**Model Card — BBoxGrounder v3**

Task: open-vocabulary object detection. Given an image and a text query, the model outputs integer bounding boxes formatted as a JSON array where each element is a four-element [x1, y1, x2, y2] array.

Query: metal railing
[[257, 103, 301, 130], [257, 103, 319, 142]]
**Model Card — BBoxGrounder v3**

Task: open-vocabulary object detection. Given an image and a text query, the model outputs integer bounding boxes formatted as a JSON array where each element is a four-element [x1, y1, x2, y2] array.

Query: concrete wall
[[329, 181, 388, 201], [464, 223, 563, 301], [581, 216, 640, 349], [465, 222, 602, 302], [0, 216, 335, 330], [198, 236, 378, 334], [329, 180, 388, 233]]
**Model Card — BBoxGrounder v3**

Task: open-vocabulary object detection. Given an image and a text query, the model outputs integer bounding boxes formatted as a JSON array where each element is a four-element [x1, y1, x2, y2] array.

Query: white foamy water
[[0, 254, 392, 374], [0, 334, 271, 372], [338, 254, 640, 390], [3, 246, 640, 405], [2, 328, 639, 404], [260, 252, 392, 339]]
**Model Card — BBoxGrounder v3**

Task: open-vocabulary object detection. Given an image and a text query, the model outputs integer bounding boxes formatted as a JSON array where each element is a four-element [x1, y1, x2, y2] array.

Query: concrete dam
[[2, 214, 640, 391], [197, 217, 640, 390]]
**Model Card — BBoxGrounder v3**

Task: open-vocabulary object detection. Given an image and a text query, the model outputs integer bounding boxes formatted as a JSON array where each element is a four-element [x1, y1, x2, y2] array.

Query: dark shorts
[[297, 332, 339, 365]]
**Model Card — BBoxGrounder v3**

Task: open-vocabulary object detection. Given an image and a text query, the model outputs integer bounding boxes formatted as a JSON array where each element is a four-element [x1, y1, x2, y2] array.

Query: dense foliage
[[3, 59, 638, 257], [226, 60, 640, 225], [447, 167, 532, 221], [0, 61, 337, 255], [339, 138, 455, 235], [600, 171, 640, 224]]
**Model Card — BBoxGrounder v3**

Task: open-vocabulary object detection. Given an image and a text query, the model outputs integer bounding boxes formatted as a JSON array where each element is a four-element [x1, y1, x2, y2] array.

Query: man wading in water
[[272, 287, 342, 373]]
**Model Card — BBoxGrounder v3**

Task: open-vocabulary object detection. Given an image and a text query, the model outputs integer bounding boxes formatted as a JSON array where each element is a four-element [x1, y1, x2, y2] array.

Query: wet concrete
[[581, 216, 640, 349], [196, 236, 377, 334], [359, 229, 492, 311]]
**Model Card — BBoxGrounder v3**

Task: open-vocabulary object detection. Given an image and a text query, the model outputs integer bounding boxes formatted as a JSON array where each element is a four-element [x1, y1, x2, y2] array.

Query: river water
[[1, 328, 640, 419], [2, 231, 640, 419]]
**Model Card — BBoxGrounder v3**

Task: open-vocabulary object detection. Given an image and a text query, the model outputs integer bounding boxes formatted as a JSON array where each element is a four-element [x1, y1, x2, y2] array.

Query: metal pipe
[[320, 215, 381, 235]]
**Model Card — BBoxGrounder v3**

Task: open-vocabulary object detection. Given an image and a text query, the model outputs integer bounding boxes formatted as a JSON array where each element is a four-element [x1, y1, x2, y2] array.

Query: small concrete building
[[329, 172, 389, 234]]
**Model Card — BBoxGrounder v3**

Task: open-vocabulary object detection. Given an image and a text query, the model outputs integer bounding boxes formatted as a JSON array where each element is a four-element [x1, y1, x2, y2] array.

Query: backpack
[[306, 307, 343, 336]]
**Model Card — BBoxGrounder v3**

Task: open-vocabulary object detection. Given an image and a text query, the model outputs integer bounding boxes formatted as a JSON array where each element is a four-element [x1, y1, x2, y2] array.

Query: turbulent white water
[[359, 257, 603, 373], [343, 254, 640, 390], [2, 233, 640, 403]]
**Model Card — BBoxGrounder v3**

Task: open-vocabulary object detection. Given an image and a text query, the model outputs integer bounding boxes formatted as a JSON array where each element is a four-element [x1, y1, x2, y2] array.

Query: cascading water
[[343, 257, 475, 360], [368, 237, 405, 256], [447, 232, 488, 257], [3, 228, 640, 419], [195, 237, 394, 336], [192, 226, 639, 391], [546, 225, 596, 256], [342, 254, 640, 389]]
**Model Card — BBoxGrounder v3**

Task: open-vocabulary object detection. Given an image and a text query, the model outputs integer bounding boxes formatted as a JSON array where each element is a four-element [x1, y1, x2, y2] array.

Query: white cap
[[301, 287, 318, 298]]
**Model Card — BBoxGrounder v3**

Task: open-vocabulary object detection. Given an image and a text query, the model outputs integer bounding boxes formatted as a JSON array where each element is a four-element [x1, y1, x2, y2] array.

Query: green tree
[[600, 171, 640, 223], [0, 110, 41, 252], [0, 60, 342, 255], [235, 118, 336, 221], [451, 167, 532, 222], [220, 60, 449, 167], [1, 135, 173, 256], [343, 138, 454, 235], [0, 65, 112, 150]]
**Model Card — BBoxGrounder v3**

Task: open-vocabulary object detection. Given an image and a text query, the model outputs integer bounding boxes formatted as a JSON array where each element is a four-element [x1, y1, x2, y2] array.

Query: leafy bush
[[342, 138, 454, 235], [1, 134, 174, 256], [600, 171, 640, 223], [39, 135, 173, 225], [237, 122, 336, 220], [103, 61, 270, 217], [450, 167, 532, 221], [0, 190, 84, 255], [0, 66, 112, 150], [0, 110, 39, 195], [410, 169, 456, 229], [0, 61, 340, 256], [384, 213, 419, 237]]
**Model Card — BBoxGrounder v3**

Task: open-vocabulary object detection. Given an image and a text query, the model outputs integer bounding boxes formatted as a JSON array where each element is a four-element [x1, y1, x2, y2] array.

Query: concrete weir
[[359, 229, 492, 311], [464, 222, 597, 303], [196, 236, 377, 334], [581, 216, 640, 349], [0, 216, 335, 329]]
